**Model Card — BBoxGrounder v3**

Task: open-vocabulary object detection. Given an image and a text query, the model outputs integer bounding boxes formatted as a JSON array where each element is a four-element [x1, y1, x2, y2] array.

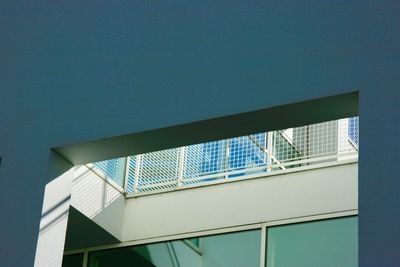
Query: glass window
[[266, 216, 358, 267], [62, 253, 84, 267], [89, 229, 260, 267], [184, 237, 200, 248]]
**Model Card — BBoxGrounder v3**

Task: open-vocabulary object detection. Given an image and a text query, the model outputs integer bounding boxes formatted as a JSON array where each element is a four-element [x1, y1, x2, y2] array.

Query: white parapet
[[120, 161, 358, 241]]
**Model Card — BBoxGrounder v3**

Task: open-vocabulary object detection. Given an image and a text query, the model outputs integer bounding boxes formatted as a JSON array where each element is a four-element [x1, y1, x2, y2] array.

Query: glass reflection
[[89, 229, 260, 267], [266, 217, 358, 267]]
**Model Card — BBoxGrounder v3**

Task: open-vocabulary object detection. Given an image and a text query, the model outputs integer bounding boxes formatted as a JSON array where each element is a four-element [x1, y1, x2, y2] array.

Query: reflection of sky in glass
[[88, 229, 261, 267]]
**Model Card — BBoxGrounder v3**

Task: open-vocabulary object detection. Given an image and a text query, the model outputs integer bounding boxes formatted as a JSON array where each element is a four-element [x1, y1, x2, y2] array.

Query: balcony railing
[[88, 117, 359, 196]]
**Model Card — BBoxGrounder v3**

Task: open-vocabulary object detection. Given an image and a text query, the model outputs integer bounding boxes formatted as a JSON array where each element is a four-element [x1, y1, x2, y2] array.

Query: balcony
[[85, 116, 358, 197]]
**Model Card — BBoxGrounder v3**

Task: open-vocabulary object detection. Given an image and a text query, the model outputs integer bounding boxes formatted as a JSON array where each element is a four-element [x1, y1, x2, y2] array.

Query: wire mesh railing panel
[[348, 117, 359, 147], [289, 121, 338, 161], [136, 148, 180, 192], [72, 166, 124, 218], [105, 183, 121, 207], [92, 158, 125, 188], [89, 117, 359, 196], [183, 140, 227, 185], [272, 130, 302, 165], [273, 119, 358, 165], [306, 120, 338, 156], [228, 134, 267, 178], [71, 168, 104, 218]]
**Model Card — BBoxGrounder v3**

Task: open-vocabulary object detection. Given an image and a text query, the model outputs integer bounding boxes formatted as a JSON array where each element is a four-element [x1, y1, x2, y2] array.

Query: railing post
[[263, 132, 268, 164], [259, 224, 267, 267], [177, 147, 186, 187], [224, 139, 230, 179], [134, 155, 141, 193], [123, 157, 130, 193], [266, 131, 273, 172]]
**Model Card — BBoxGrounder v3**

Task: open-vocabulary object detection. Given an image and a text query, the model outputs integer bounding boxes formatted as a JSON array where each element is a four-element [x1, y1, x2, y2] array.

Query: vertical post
[[123, 157, 130, 193], [224, 139, 230, 179], [133, 155, 141, 193], [177, 147, 185, 187], [266, 131, 273, 172], [305, 125, 310, 166], [82, 250, 89, 267], [263, 132, 268, 165], [260, 224, 267, 267]]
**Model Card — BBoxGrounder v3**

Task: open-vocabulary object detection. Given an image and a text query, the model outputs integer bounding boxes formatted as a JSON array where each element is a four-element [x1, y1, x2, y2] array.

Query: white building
[[0, 1, 399, 266], [58, 117, 359, 267]]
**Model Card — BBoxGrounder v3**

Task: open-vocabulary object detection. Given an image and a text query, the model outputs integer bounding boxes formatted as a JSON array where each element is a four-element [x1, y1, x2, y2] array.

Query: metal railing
[[91, 117, 359, 196]]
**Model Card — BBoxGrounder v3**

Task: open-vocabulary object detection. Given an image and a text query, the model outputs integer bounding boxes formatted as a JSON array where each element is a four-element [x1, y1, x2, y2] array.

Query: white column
[[34, 167, 74, 267]]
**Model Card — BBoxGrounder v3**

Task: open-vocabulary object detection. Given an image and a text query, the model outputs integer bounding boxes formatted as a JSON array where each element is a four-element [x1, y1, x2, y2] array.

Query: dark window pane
[[62, 253, 84, 267]]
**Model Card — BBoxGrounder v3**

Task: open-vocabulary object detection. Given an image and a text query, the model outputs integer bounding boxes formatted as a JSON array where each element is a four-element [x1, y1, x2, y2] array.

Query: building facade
[[1, 1, 399, 266]]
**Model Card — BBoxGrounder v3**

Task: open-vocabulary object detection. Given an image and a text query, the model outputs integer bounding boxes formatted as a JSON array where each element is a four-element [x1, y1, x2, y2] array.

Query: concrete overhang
[[55, 92, 358, 165]]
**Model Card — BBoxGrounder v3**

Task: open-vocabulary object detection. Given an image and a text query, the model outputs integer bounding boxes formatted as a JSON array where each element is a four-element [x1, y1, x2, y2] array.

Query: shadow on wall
[[36, 165, 123, 264], [39, 165, 122, 235]]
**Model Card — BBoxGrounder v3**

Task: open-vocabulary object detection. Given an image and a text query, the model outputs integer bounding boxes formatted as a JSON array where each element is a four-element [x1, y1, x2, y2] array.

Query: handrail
[[84, 163, 125, 195], [134, 151, 358, 190]]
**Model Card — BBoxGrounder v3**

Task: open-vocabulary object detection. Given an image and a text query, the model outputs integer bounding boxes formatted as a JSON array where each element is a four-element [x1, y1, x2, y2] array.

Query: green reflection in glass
[[89, 229, 260, 267], [62, 253, 84, 267], [186, 237, 200, 248], [89, 246, 154, 267], [266, 216, 358, 267]]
